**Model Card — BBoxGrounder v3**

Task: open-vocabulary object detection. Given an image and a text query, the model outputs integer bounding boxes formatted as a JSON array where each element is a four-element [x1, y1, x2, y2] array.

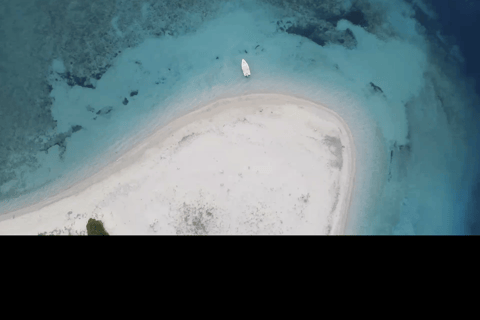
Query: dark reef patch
[[71, 125, 82, 133], [130, 90, 139, 97], [344, 10, 368, 28], [286, 24, 316, 39], [123, 98, 129, 105], [155, 77, 167, 85], [267, 0, 389, 46], [370, 82, 384, 94], [286, 24, 327, 46], [387, 141, 411, 182], [281, 17, 357, 49], [96, 106, 113, 115], [57, 72, 95, 89], [40, 125, 84, 159], [91, 64, 111, 81]]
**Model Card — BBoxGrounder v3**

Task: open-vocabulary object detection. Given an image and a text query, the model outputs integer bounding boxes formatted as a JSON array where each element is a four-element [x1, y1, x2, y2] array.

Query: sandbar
[[0, 93, 356, 235]]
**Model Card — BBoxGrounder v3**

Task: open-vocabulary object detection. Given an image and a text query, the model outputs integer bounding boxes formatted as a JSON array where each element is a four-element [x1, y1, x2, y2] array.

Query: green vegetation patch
[[86, 218, 109, 235]]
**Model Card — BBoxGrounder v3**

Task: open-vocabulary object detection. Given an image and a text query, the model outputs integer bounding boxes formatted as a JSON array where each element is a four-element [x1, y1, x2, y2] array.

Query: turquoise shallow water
[[1, 0, 479, 234]]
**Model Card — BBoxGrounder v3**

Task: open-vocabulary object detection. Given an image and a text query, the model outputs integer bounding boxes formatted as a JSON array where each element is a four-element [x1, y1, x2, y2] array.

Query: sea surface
[[1, 0, 479, 234]]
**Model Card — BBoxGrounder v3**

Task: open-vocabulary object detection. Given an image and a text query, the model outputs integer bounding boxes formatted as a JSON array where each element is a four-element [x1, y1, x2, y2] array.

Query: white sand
[[0, 94, 356, 235]]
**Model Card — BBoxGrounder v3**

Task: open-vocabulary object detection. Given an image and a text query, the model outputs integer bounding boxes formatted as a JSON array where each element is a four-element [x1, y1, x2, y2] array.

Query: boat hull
[[241, 59, 251, 77]]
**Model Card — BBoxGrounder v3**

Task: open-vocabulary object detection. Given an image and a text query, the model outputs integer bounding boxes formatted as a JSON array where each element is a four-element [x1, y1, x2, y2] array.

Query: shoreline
[[0, 93, 356, 234]]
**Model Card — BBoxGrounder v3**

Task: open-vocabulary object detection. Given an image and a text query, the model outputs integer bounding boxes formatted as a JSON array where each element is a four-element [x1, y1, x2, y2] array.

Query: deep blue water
[[0, 0, 479, 234], [432, 0, 480, 91], [428, 0, 480, 234]]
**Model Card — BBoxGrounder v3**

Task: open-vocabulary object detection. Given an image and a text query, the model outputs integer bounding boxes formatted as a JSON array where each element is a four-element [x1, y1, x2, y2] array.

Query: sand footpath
[[0, 94, 356, 235]]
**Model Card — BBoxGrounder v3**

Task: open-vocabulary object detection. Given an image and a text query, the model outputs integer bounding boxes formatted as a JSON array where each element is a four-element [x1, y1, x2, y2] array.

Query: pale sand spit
[[0, 93, 356, 235]]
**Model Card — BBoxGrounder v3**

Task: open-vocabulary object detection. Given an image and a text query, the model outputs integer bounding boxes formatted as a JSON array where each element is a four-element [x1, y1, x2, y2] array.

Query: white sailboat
[[241, 59, 251, 77]]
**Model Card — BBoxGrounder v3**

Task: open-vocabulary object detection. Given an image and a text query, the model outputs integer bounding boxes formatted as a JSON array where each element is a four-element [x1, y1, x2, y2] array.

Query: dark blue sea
[[0, 0, 479, 234]]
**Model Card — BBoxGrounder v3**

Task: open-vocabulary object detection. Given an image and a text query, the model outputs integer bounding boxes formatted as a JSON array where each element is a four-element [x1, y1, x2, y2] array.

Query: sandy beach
[[0, 94, 356, 235]]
